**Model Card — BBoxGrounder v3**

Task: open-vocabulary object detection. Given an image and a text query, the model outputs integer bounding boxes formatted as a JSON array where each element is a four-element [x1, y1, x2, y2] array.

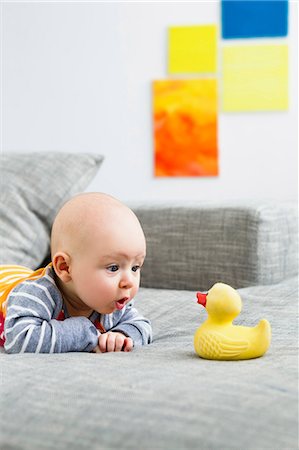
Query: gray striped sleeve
[[4, 277, 98, 354], [107, 300, 152, 346]]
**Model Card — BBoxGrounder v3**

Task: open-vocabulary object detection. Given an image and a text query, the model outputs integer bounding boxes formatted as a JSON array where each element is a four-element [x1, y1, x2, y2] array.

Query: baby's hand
[[94, 331, 133, 353]]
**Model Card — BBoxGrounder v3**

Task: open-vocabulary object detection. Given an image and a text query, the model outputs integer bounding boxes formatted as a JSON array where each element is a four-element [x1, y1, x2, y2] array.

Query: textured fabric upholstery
[[1, 276, 298, 449], [134, 203, 298, 290]]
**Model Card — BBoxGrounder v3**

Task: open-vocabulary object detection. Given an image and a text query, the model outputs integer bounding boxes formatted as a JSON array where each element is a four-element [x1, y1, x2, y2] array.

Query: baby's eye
[[132, 265, 141, 272], [107, 265, 119, 272]]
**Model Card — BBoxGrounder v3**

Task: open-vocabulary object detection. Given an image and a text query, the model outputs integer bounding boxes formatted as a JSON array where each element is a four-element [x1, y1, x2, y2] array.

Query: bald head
[[51, 192, 144, 259]]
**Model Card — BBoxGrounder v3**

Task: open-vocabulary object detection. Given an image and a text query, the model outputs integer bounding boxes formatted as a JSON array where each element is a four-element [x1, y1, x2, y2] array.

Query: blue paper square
[[221, 0, 288, 39]]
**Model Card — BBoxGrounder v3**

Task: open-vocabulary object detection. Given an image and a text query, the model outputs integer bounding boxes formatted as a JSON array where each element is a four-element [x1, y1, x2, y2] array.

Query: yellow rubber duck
[[194, 282, 271, 360]]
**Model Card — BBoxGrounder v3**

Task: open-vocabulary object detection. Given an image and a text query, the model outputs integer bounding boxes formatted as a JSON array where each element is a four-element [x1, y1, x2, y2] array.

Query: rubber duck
[[194, 282, 271, 360]]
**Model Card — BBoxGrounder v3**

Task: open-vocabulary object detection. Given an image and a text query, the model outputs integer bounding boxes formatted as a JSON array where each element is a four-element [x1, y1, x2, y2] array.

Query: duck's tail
[[255, 319, 271, 356]]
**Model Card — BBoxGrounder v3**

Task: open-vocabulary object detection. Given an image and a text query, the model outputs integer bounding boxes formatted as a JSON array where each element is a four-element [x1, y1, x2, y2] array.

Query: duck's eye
[[107, 265, 119, 272]]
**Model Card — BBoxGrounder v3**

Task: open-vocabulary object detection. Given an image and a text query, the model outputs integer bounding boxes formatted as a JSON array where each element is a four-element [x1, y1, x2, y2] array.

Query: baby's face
[[68, 212, 146, 315]]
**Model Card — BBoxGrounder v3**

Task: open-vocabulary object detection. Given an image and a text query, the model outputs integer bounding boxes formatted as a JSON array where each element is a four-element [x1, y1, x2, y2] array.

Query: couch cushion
[[0, 152, 103, 269], [0, 277, 298, 449], [134, 203, 298, 290]]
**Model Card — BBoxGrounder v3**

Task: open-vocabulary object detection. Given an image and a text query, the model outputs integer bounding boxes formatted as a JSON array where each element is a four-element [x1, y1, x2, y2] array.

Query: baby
[[0, 192, 152, 353]]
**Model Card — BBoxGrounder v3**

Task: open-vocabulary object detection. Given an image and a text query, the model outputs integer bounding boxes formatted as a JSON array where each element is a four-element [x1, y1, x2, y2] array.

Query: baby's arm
[[4, 281, 98, 354], [109, 300, 152, 347]]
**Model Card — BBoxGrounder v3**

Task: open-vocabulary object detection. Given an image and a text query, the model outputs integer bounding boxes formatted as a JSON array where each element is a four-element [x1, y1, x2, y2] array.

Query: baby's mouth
[[115, 297, 129, 311]]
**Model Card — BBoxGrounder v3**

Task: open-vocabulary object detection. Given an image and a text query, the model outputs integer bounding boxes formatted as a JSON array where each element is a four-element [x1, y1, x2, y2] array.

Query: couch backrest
[[133, 203, 298, 290]]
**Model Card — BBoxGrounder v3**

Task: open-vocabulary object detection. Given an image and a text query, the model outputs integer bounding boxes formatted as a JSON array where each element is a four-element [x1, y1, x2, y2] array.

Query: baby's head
[[51, 192, 146, 315]]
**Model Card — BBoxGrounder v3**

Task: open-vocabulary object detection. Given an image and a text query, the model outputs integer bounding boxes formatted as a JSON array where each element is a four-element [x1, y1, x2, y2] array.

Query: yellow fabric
[[0, 264, 52, 316]]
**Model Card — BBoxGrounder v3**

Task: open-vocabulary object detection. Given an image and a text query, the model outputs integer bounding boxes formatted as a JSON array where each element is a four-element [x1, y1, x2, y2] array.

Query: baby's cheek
[[94, 281, 115, 302], [131, 284, 139, 299]]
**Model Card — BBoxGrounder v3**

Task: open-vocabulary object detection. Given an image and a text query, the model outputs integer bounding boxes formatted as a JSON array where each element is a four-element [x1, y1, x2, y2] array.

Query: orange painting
[[153, 79, 218, 177]]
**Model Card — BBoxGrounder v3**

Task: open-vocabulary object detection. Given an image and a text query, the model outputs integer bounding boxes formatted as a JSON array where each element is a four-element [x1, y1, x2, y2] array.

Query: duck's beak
[[197, 292, 207, 307]]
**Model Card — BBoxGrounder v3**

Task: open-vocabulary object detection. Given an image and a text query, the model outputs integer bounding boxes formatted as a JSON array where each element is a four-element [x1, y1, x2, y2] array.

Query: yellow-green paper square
[[168, 25, 217, 74], [222, 44, 288, 112]]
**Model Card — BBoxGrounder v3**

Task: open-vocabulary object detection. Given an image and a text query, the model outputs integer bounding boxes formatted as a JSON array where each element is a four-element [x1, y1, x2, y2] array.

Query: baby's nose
[[119, 273, 134, 289]]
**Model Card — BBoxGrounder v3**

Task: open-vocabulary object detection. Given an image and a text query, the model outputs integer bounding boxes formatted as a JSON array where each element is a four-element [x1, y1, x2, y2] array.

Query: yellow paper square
[[168, 25, 217, 74], [222, 44, 288, 111]]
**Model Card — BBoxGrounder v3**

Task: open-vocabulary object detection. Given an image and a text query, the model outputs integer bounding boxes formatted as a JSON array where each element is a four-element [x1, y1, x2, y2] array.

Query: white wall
[[1, 1, 298, 203]]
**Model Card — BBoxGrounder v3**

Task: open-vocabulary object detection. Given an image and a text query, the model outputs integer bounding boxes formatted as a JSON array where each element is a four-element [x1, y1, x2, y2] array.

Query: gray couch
[[1, 154, 298, 449]]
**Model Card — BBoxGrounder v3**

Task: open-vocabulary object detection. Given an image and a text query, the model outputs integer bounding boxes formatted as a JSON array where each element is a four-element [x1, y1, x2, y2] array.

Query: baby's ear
[[52, 252, 72, 282]]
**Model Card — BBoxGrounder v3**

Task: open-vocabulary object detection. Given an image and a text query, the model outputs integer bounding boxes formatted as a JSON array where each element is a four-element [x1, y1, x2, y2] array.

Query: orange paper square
[[153, 79, 218, 177]]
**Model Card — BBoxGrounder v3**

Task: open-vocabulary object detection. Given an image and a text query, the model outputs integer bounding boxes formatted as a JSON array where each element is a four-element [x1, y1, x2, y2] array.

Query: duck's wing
[[198, 331, 249, 360]]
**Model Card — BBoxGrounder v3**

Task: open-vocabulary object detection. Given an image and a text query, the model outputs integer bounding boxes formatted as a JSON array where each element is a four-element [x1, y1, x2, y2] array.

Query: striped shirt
[[0, 264, 152, 353], [0, 264, 50, 313]]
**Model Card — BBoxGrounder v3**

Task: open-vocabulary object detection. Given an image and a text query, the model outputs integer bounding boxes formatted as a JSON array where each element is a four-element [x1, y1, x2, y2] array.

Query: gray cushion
[[0, 152, 103, 268], [1, 276, 298, 449], [134, 203, 298, 290]]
